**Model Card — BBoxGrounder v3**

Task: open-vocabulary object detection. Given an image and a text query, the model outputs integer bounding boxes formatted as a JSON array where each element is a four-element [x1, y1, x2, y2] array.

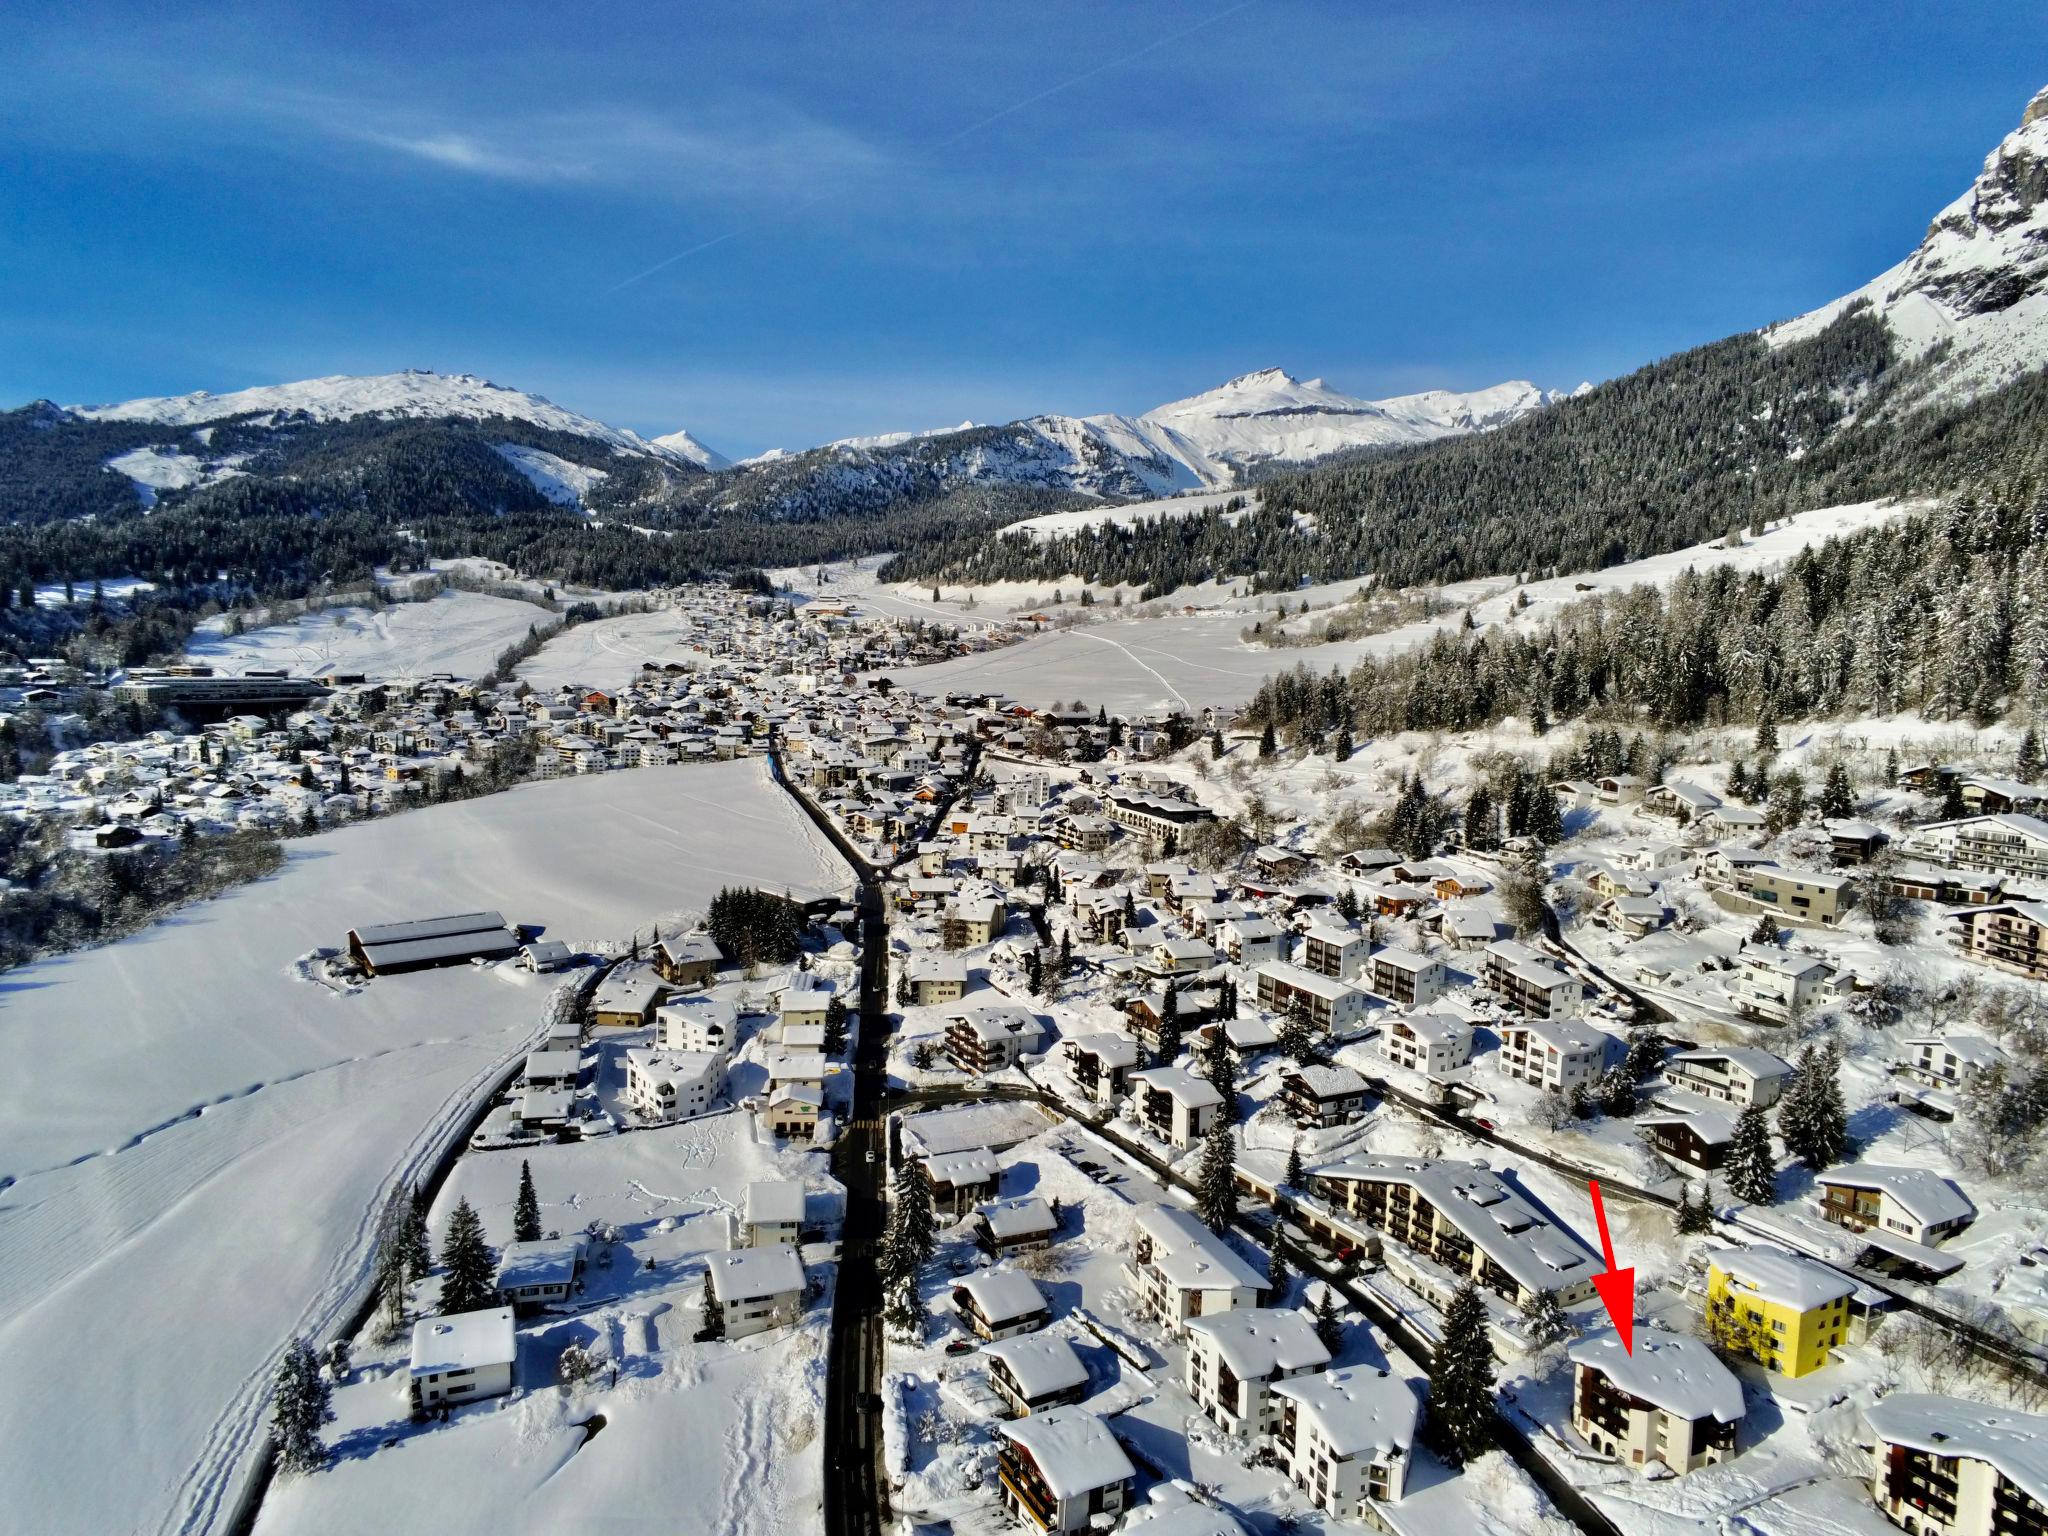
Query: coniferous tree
[[513, 1160, 542, 1244], [1199, 1029, 1239, 1121], [372, 1186, 415, 1340], [1195, 1119, 1239, 1233], [1286, 1138, 1306, 1189], [1313, 1285, 1345, 1353], [1755, 706, 1779, 759], [270, 1337, 333, 1474], [1427, 1283, 1498, 1467], [1520, 1287, 1570, 1348], [700, 1268, 725, 1341], [1726, 1105, 1778, 1205], [1266, 1242, 1292, 1303], [1277, 999, 1321, 1065], [1156, 979, 1183, 1063], [401, 1185, 432, 1282], [437, 1197, 496, 1314], [1939, 778, 1969, 820], [1210, 729, 1225, 760], [1749, 912, 1780, 947], [2020, 727, 2043, 783], [1464, 784, 1499, 851], [1675, 1180, 1715, 1234], [1819, 762, 1856, 821], [1780, 1042, 1850, 1170]]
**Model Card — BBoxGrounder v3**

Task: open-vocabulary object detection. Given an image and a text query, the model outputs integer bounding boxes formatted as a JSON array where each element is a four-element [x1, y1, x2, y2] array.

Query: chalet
[[1061, 1032, 1141, 1106], [1281, 1064, 1373, 1127], [954, 1269, 1051, 1341], [1183, 1308, 1330, 1439], [1663, 1046, 1794, 1109], [1604, 894, 1668, 937], [1823, 818, 1889, 863], [1366, 946, 1447, 1008], [1865, 1393, 2048, 1536], [519, 939, 575, 973], [1272, 1366, 1422, 1513], [1643, 780, 1719, 821], [760, 1084, 823, 1140], [495, 1236, 586, 1314], [1128, 1066, 1226, 1148], [945, 1004, 1045, 1074], [706, 1246, 806, 1338], [1381, 1012, 1475, 1077], [1146, 936, 1217, 978], [407, 1307, 516, 1413], [739, 1180, 807, 1247], [1569, 1331, 1742, 1473], [1951, 902, 2048, 982], [1368, 881, 1432, 918], [1816, 1165, 1976, 1247], [653, 931, 724, 988], [1897, 1035, 2006, 1092], [1496, 1017, 1617, 1096], [995, 1407, 1135, 1534], [986, 1333, 1090, 1417], [922, 1148, 1004, 1217], [1125, 1203, 1264, 1334], [1636, 1105, 1737, 1170], [1253, 845, 1311, 880], [1957, 775, 2048, 815], [978, 1196, 1059, 1255], [1597, 774, 1647, 804], [1310, 1156, 1600, 1307], [1253, 961, 1369, 1031]]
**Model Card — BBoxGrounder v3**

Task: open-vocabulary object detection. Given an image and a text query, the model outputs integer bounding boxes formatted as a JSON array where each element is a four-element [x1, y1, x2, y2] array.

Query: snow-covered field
[[254, 1111, 834, 1536], [0, 761, 849, 1536], [184, 589, 549, 680], [514, 608, 710, 692], [1004, 487, 1251, 541], [878, 500, 1918, 714]]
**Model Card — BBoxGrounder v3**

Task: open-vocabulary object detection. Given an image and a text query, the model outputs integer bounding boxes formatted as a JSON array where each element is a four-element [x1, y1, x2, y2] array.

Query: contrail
[[607, 0, 1260, 294]]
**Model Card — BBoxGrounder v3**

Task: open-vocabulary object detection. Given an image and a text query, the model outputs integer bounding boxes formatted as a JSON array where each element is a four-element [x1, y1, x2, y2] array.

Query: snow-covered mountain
[[74, 369, 707, 467], [649, 425, 732, 470], [1767, 84, 2048, 400]]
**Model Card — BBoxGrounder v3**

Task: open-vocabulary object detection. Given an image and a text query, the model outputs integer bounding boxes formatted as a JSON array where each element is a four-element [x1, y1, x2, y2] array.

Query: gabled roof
[[1818, 1164, 1975, 1228], [1270, 1367, 1420, 1459], [997, 1407, 1135, 1498], [409, 1306, 515, 1377], [1707, 1244, 1856, 1311], [1865, 1394, 2048, 1504], [985, 1332, 1088, 1398], [1132, 1203, 1264, 1293], [956, 1268, 1047, 1322], [1569, 1330, 1743, 1423], [1185, 1307, 1329, 1379]]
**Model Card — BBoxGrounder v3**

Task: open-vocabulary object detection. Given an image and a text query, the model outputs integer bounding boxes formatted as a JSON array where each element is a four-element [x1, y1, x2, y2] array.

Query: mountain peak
[[2025, 83, 2048, 129], [1219, 367, 1299, 391]]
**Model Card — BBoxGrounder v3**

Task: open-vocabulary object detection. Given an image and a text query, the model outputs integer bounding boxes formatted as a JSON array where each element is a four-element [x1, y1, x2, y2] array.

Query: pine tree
[[1749, 912, 1780, 947], [1058, 928, 1072, 974], [1199, 1029, 1239, 1121], [1259, 722, 1276, 758], [1675, 1180, 1715, 1234], [1210, 729, 1225, 760], [1726, 1105, 1778, 1205], [1939, 778, 1968, 819], [1156, 979, 1183, 1063], [1286, 1138, 1306, 1189], [1266, 1243, 1292, 1304], [1520, 1287, 1569, 1348], [1195, 1119, 1238, 1233], [1277, 999, 1321, 1065], [437, 1197, 496, 1314], [1780, 1042, 1850, 1170], [401, 1185, 432, 1282], [1755, 706, 1779, 759], [270, 1337, 333, 1474], [1313, 1286, 1345, 1353], [882, 1164, 937, 1283], [514, 1160, 542, 1243], [2020, 727, 2042, 783], [1427, 1283, 1499, 1468], [1819, 762, 1855, 820]]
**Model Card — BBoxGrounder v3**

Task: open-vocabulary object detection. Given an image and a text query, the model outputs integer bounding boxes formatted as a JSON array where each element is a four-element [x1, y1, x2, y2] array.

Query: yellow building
[[1704, 1246, 1855, 1378]]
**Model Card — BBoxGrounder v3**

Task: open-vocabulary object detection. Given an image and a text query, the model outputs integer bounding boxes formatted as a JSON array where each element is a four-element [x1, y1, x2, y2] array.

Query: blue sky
[[3, 2, 2044, 457]]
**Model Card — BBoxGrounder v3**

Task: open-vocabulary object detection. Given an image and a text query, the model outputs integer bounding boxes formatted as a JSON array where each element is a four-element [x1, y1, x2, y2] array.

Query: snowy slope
[[104, 444, 248, 507], [494, 443, 610, 507], [649, 425, 732, 469], [1766, 83, 2048, 401], [74, 370, 703, 466]]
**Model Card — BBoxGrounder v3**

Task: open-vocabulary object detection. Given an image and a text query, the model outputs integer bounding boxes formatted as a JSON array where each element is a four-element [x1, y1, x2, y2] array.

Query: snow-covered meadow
[[0, 761, 849, 1536], [185, 589, 549, 680]]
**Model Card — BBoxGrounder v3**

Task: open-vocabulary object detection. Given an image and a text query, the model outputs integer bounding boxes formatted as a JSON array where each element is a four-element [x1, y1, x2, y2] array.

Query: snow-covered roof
[[707, 1245, 804, 1304], [1369, 945, 1439, 974], [1066, 1031, 1142, 1068], [1819, 1164, 1976, 1228], [922, 1147, 1002, 1186], [985, 1332, 1089, 1398], [1121, 1487, 1247, 1536], [1866, 1394, 2048, 1505], [956, 1268, 1046, 1322], [1185, 1307, 1330, 1379], [1133, 1203, 1264, 1293], [1503, 1015, 1613, 1056], [1707, 1245, 1856, 1311], [1270, 1367, 1420, 1460], [743, 1180, 806, 1226], [1254, 960, 1360, 1003], [1669, 1046, 1793, 1080], [1635, 1104, 1737, 1145], [409, 1306, 515, 1377], [1394, 1011, 1472, 1046], [980, 1195, 1057, 1241], [495, 1236, 584, 1291], [1901, 1034, 2006, 1068], [1570, 1329, 1744, 1423], [523, 1048, 580, 1079], [1286, 1063, 1370, 1098], [997, 1407, 1135, 1499], [1129, 1066, 1225, 1110]]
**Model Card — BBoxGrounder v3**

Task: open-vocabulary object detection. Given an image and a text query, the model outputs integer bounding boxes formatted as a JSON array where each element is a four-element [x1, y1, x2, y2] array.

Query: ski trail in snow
[[1071, 630, 1191, 708]]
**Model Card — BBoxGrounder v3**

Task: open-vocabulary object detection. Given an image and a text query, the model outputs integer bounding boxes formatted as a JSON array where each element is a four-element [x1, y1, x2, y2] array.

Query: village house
[[657, 994, 737, 1053], [1483, 940, 1585, 1019], [1496, 1016, 1618, 1096], [1816, 1165, 1976, 1247], [1662, 1045, 1795, 1108], [1183, 1307, 1331, 1440], [953, 1269, 1050, 1341], [1865, 1393, 2048, 1536], [1146, 935, 1218, 978], [407, 1306, 517, 1413], [1957, 775, 2048, 815], [1271, 1366, 1423, 1514], [944, 892, 1005, 948], [1061, 1032, 1141, 1106], [1636, 1105, 1737, 1170], [1301, 919, 1369, 980], [1380, 1011, 1476, 1077], [977, 1195, 1060, 1256], [985, 1333, 1090, 1417], [1704, 1245, 1855, 1378], [1125, 1203, 1265, 1334], [1731, 947, 1843, 1026], [495, 1236, 586, 1314], [759, 1083, 824, 1141], [1905, 813, 2048, 883], [589, 966, 671, 1028], [944, 1004, 1046, 1074], [1253, 961, 1369, 1030], [521, 1048, 580, 1093], [995, 1407, 1136, 1535], [707, 1246, 806, 1338], [1950, 901, 2048, 982], [1745, 866, 1857, 926], [1366, 946, 1448, 1008], [1897, 1034, 2006, 1092], [1281, 1064, 1373, 1127], [653, 931, 724, 988], [921, 1147, 1004, 1217], [738, 1180, 806, 1247], [908, 954, 971, 1005], [1569, 1330, 1743, 1473], [1219, 914, 1287, 966], [1309, 1156, 1600, 1308], [623, 1047, 726, 1122], [1127, 1066, 1226, 1149]]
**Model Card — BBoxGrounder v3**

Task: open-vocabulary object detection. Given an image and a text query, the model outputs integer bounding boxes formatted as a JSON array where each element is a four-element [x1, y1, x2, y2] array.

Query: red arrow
[[1588, 1179, 1635, 1354]]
